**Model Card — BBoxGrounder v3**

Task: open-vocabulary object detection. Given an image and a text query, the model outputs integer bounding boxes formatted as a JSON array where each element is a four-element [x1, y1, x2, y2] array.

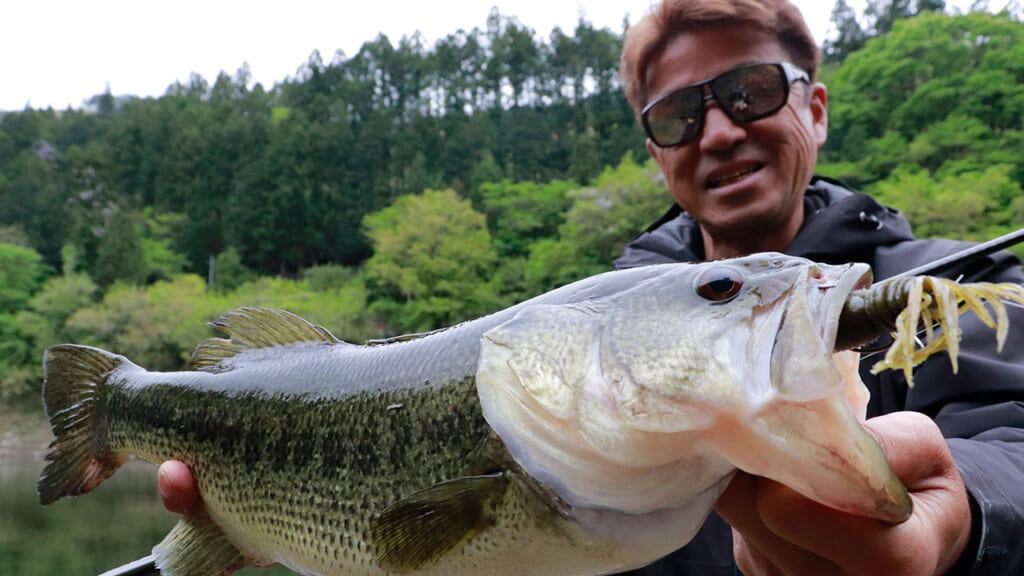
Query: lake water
[[1, 430, 295, 576]]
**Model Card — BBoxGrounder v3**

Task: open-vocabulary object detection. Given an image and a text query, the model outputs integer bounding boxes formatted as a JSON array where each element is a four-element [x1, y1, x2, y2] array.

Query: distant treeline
[[1, 8, 1023, 401], [0, 9, 640, 278]]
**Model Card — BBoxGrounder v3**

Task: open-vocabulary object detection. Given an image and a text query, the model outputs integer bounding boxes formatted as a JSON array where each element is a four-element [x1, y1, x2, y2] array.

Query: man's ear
[[646, 138, 661, 162], [809, 82, 828, 148]]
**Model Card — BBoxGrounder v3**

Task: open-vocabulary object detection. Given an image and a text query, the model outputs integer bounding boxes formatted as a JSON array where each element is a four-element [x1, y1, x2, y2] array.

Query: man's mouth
[[706, 164, 763, 189]]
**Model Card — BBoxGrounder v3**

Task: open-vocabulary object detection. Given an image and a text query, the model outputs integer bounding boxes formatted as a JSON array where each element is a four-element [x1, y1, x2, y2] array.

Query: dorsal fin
[[190, 307, 343, 370], [366, 326, 449, 346]]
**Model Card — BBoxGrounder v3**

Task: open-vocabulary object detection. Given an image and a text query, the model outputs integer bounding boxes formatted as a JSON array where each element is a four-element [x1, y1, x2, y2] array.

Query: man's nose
[[699, 102, 747, 153]]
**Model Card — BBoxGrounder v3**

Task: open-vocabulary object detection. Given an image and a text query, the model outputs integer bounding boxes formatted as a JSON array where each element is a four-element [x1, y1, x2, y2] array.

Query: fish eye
[[695, 266, 743, 302]]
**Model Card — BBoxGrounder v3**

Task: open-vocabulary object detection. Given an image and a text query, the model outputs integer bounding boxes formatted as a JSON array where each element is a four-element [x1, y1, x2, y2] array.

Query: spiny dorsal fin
[[370, 473, 508, 572], [366, 326, 449, 346], [190, 307, 342, 370]]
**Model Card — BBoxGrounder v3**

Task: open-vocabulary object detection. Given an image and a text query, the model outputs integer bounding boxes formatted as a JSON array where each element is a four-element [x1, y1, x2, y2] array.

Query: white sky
[[0, 0, 1009, 111]]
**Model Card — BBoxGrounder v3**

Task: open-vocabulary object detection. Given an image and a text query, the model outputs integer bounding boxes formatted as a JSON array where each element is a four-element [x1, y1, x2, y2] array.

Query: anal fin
[[153, 512, 246, 576], [370, 473, 508, 572]]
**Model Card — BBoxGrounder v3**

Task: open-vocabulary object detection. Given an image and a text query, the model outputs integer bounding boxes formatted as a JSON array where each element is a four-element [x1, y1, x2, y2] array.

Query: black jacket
[[612, 177, 1024, 576]]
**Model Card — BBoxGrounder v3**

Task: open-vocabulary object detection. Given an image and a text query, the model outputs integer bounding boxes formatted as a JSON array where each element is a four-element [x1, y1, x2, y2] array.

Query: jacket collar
[[614, 176, 915, 269]]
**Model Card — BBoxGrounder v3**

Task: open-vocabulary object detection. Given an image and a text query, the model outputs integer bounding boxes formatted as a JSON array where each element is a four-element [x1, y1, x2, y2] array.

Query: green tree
[[868, 164, 1019, 241], [569, 128, 602, 185], [303, 263, 358, 292], [824, 11, 1024, 188], [560, 154, 669, 267], [0, 243, 49, 313], [364, 189, 498, 332], [141, 210, 189, 283], [0, 10, 651, 286], [523, 153, 668, 295], [63, 275, 217, 371], [824, 0, 869, 63], [469, 148, 504, 208], [6, 273, 99, 397], [479, 179, 572, 258], [907, 115, 992, 172], [94, 208, 147, 288], [865, 0, 917, 35], [0, 243, 51, 397], [0, 224, 29, 247], [0, 150, 68, 266], [0, 313, 33, 398], [211, 246, 255, 292]]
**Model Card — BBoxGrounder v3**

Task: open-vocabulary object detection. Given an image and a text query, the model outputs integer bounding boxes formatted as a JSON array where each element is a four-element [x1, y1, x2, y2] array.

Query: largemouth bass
[[38, 254, 1024, 576]]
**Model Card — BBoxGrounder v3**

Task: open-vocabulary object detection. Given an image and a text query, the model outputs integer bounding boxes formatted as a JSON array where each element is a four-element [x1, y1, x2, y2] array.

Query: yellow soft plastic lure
[[870, 277, 1024, 385]]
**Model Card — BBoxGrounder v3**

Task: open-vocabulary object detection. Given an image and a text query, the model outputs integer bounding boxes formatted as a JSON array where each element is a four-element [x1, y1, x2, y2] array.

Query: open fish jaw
[[707, 261, 914, 522], [40, 253, 1024, 575], [476, 253, 912, 537]]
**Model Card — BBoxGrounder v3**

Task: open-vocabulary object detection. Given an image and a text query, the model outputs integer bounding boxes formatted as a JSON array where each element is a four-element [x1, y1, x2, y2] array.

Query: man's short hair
[[620, 0, 821, 120]]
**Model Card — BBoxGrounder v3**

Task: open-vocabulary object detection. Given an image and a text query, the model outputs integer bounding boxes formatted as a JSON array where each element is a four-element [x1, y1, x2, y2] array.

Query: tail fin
[[38, 344, 130, 505]]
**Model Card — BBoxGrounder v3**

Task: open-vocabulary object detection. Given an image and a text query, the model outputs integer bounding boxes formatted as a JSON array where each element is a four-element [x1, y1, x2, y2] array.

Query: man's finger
[[715, 472, 839, 575], [158, 460, 199, 514], [751, 412, 970, 574], [732, 528, 784, 576], [862, 411, 958, 490], [754, 476, 914, 571]]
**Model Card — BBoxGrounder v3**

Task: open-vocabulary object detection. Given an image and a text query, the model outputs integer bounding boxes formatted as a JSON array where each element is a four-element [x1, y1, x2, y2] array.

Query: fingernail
[[158, 467, 170, 498]]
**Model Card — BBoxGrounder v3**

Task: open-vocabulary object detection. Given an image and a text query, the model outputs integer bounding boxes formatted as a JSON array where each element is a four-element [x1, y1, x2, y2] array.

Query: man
[[159, 1, 1024, 574], [609, 1, 1024, 575]]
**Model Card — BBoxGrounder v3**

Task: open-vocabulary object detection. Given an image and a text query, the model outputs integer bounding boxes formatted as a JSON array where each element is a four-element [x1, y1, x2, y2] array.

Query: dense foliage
[[1, 7, 1022, 403], [819, 11, 1024, 243], [0, 9, 638, 278]]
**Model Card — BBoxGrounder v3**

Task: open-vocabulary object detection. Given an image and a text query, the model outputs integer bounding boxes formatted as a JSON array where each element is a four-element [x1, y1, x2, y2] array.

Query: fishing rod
[[90, 227, 1024, 576], [888, 226, 1024, 280], [97, 554, 158, 576], [856, 226, 1024, 358]]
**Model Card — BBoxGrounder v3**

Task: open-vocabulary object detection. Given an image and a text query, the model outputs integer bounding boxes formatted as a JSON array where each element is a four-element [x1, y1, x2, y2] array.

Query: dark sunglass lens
[[712, 64, 788, 122], [645, 87, 704, 146]]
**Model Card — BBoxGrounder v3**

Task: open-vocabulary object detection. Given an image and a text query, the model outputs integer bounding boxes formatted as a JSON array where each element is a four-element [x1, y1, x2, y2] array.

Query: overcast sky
[[0, 0, 1008, 111]]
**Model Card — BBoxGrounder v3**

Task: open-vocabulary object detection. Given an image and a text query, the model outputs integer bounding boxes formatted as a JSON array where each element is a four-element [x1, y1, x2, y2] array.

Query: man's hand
[[715, 411, 972, 576], [158, 460, 199, 514]]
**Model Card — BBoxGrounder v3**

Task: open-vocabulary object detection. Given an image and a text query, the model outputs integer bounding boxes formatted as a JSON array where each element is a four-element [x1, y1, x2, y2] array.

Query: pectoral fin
[[370, 473, 508, 572], [152, 511, 246, 576]]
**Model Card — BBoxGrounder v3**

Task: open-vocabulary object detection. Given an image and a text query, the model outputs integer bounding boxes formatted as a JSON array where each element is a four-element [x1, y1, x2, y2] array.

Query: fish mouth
[[819, 265, 876, 353], [750, 262, 913, 524], [770, 263, 874, 371]]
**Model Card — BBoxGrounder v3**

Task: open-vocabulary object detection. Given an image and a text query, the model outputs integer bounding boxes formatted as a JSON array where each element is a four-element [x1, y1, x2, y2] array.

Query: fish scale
[[105, 377, 492, 573], [36, 254, 1024, 576]]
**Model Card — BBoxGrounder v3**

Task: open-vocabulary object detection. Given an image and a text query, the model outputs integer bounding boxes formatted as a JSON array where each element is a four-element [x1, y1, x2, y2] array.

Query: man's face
[[644, 25, 828, 257]]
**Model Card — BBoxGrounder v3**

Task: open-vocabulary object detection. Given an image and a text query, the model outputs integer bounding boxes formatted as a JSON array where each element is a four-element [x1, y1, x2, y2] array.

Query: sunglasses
[[641, 61, 810, 148]]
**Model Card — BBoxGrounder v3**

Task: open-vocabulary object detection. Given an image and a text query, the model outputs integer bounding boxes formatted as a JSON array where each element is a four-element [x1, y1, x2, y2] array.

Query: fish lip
[[820, 265, 875, 352], [768, 263, 874, 372]]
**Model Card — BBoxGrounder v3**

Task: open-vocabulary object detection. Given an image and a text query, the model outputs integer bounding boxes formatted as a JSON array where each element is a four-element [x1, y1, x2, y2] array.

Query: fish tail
[[37, 344, 131, 505]]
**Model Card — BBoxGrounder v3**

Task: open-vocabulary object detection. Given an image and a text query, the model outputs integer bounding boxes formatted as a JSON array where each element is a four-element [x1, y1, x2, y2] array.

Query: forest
[[1, 3, 1024, 403]]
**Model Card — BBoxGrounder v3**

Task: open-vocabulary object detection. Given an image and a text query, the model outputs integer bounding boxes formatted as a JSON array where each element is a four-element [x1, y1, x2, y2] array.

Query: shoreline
[[0, 403, 51, 467]]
